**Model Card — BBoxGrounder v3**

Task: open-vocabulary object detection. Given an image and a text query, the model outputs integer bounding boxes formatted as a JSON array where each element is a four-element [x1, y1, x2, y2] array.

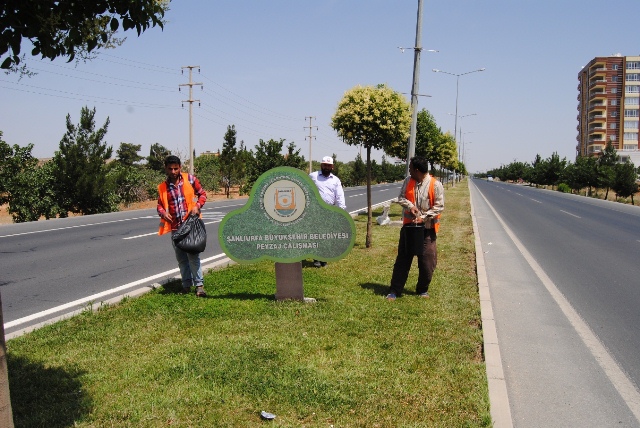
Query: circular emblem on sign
[[263, 179, 306, 223]]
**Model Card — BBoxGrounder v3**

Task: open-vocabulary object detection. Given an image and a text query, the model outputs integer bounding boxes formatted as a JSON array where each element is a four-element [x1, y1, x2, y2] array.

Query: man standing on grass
[[386, 156, 444, 300], [157, 155, 208, 297], [309, 155, 346, 267]]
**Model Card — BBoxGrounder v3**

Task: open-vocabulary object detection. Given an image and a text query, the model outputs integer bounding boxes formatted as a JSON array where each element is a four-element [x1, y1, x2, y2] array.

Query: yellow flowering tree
[[331, 84, 411, 248], [438, 132, 458, 179]]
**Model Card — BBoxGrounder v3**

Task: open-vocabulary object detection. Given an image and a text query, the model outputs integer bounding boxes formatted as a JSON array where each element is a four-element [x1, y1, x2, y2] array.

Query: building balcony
[[588, 103, 606, 111], [589, 79, 606, 87], [589, 91, 606, 100], [587, 144, 603, 154], [588, 62, 606, 75]]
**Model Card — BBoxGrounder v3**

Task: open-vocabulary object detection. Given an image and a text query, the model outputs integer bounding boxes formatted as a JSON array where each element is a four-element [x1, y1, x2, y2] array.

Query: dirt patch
[[0, 190, 247, 225]]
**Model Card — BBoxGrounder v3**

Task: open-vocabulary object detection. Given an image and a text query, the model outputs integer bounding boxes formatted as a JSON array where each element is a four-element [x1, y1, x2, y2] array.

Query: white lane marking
[[475, 186, 640, 423], [0, 206, 238, 240], [124, 232, 157, 239], [0, 216, 156, 239], [530, 198, 542, 204], [4, 253, 228, 329], [560, 209, 581, 218], [123, 219, 223, 240]]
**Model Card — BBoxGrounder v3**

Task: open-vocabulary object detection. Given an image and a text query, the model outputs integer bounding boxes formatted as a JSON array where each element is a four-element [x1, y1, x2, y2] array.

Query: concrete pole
[[406, 0, 423, 177], [180, 66, 202, 175], [304, 116, 317, 174]]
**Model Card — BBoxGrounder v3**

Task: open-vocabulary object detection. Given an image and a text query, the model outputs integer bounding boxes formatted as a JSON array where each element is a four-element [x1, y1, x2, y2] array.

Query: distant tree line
[[485, 142, 640, 204], [0, 106, 410, 223]]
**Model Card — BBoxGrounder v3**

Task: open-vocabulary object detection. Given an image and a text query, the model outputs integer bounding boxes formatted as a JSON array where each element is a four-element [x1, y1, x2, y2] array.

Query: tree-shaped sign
[[219, 167, 355, 265]]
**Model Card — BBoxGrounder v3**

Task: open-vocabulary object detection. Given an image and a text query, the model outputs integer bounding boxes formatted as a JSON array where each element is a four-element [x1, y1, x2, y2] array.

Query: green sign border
[[218, 167, 356, 264]]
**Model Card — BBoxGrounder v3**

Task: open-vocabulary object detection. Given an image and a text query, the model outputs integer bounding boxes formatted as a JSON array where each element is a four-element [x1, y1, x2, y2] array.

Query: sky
[[2, 0, 640, 173]]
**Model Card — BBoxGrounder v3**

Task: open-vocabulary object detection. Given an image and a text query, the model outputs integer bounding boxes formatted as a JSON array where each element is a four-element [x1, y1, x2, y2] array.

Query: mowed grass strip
[[7, 180, 491, 427]]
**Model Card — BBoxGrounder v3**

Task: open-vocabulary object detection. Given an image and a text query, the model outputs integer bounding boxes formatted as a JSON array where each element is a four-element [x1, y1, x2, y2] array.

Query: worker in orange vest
[[157, 155, 208, 297], [386, 156, 444, 300]]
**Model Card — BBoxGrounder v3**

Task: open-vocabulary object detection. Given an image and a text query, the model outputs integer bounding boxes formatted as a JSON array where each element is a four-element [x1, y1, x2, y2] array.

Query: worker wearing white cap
[[309, 155, 347, 267]]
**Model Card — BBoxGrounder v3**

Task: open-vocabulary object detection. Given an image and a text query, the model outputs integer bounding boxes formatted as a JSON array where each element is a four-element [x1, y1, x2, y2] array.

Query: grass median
[[7, 180, 490, 427]]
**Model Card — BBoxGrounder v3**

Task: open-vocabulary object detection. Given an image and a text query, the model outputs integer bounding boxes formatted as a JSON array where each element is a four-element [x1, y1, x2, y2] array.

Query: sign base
[[274, 262, 304, 301]]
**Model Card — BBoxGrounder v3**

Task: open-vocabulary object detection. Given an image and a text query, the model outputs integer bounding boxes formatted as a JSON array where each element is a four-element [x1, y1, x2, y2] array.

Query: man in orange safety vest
[[386, 156, 444, 300], [157, 155, 208, 297]]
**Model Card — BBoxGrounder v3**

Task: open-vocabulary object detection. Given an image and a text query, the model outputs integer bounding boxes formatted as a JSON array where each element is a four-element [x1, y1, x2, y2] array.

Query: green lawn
[[7, 180, 491, 427]]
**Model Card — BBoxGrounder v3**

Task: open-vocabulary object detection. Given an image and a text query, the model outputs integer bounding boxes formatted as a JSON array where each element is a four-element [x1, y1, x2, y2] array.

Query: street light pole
[[464, 141, 473, 166], [458, 113, 477, 166], [432, 68, 485, 176]]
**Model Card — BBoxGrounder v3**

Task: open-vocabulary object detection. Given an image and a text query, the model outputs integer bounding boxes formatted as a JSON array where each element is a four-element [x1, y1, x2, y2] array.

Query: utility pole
[[179, 66, 202, 175], [304, 116, 317, 174], [406, 0, 424, 177]]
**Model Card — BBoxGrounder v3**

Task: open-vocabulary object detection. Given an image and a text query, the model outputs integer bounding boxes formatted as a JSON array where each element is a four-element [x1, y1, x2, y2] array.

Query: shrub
[[557, 183, 571, 193]]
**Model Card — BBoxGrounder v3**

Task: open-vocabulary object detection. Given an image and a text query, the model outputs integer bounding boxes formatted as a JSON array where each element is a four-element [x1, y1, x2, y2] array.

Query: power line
[[27, 65, 175, 92], [199, 73, 299, 121], [0, 81, 178, 109]]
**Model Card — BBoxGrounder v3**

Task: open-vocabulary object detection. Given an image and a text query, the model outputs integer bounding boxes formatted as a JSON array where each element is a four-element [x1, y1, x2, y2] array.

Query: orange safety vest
[[402, 175, 441, 233], [157, 173, 199, 235]]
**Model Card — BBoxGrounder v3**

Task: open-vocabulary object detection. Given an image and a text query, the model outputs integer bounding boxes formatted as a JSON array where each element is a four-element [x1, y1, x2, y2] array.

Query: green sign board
[[219, 167, 356, 264]]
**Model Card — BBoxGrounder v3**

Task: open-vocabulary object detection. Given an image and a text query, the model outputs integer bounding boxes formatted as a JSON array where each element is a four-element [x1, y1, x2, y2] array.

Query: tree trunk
[[0, 293, 14, 428], [365, 146, 373, 248]]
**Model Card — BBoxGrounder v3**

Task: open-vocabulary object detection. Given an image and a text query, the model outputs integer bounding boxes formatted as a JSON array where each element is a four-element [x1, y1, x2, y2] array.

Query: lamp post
[[458, 113, 477, 147], [432, 68, 485, 176], [458, 114, 476, 172], [461, 132, 473, 168], [463, 141, 472, 167]]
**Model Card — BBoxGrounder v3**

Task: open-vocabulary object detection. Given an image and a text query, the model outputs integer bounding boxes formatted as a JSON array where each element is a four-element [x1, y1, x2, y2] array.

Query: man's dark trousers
[[389, 227, 437, 296]]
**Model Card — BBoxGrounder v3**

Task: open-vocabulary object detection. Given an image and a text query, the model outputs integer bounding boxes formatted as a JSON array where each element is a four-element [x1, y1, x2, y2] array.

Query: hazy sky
[[2, 0, 640, 173]]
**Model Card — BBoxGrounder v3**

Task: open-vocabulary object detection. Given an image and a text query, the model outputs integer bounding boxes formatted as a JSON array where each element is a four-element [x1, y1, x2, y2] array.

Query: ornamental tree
[[331, 84, 411, 248]]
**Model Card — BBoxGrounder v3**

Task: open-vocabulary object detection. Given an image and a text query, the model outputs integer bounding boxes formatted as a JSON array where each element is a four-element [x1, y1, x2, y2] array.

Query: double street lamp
[[432, 68, 485, 169]]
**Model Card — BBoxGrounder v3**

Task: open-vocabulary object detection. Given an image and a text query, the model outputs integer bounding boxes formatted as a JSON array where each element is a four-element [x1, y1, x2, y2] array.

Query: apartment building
[[577, 54, 640, 164]]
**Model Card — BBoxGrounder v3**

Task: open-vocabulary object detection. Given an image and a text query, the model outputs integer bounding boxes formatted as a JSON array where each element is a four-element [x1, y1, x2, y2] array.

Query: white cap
[[321, 156, 333, 165]]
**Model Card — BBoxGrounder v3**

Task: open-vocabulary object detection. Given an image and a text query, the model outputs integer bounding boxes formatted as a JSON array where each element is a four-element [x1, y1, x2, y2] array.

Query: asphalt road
[[471, 178, 640, 427], [0, 182, 401, 336]]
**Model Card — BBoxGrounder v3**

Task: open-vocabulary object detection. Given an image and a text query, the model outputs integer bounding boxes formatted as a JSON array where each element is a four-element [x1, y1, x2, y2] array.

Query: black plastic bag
[[172, 214, 207, 254]]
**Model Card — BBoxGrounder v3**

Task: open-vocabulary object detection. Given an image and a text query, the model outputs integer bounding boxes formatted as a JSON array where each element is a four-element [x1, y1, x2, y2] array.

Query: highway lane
[[471, 178, 640, 390], [1, 182, 401, 335]]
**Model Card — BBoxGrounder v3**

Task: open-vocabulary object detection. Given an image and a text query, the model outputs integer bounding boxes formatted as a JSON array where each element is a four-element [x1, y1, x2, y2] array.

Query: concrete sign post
[[219, 167, 356, 300]]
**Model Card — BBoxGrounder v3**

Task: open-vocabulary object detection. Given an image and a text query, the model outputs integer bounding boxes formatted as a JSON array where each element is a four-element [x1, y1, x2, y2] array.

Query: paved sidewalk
[[471, 182, 640, 428]]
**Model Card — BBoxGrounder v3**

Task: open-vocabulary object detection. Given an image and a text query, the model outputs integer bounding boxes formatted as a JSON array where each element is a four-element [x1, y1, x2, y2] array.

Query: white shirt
[[309, 171, 346, 210]]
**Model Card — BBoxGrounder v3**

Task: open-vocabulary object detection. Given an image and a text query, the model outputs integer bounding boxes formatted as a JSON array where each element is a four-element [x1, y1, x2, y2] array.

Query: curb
[[6, 257, 236, 340], [470, 182, 513, 428]]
